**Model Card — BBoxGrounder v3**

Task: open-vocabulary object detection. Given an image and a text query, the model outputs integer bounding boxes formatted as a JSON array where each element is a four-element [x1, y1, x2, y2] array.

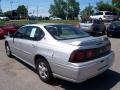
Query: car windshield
[[114, 22, 120, 27], [45, 25, 89, 40], [81, 19, 101, 24]]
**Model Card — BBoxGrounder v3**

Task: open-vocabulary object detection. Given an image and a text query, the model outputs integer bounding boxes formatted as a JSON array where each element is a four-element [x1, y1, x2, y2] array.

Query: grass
[[0, 20, 80, 26]]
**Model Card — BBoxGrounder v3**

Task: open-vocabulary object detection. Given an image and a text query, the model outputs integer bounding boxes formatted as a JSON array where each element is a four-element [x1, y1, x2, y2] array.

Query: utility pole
[[0, 0, 2, 13], [66, 0, 68, 20], [26, 5, 29, 21], [10, 0, 13, 17], [10, 0, 13, 10], [36, 6, 39, 19], [88, 3, 91, 16]]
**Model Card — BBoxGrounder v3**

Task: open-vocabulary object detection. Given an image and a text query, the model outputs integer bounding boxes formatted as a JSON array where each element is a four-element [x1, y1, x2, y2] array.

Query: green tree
[[112, 0, 120, 8], [49, 0, 66, 19], [49, 0, 80, 20], [81, 4, 94, 19], [17, 5, 28, 19], [96, 1, 120, 12], [67, 0, 80, 19], [4, 11, 12, 17]]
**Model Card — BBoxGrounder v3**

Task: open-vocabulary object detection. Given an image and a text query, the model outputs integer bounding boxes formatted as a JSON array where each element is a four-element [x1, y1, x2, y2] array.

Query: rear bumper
[[102, 17, 113, 21], [53, 51, 114, 83], [107, 30, 120, 36]]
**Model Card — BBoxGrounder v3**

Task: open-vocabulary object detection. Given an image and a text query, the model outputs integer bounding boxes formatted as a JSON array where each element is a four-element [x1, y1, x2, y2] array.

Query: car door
[[11, 26, 27, 57], [16, 26, 45, 65]]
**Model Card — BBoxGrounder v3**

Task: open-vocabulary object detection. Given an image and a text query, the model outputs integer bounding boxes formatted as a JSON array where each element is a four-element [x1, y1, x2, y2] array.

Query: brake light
[[69, 50, 86, 63], [69, 50, 94, 63], [91, 24, 95, 30], [106, 43, 111, 51], [74, 24, 80, 28], [86, 50, 94, 58], [69, 43, 111, 63]]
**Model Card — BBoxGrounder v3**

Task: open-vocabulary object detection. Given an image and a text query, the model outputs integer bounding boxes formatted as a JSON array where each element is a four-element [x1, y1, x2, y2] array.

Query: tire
[[5, 43, 12, 57], [107, 33, 110, 37], [99, 18, 102, 22], [102, 31, 106, 35], [36, 58, 53, 83]]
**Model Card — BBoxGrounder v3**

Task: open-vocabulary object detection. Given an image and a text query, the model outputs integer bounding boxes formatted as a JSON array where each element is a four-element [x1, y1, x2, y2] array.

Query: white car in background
[[0, 16, 9, 21], [50, 16, 62, 20], [90, 11, 113, 21]]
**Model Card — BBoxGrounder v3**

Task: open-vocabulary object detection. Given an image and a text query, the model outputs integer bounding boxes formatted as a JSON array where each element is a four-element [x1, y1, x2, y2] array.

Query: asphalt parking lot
[[0, 37, 120, 90]]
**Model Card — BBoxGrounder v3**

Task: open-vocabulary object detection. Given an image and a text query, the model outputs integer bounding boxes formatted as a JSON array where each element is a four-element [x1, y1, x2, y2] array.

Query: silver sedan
[[5, 23, 114, 83]]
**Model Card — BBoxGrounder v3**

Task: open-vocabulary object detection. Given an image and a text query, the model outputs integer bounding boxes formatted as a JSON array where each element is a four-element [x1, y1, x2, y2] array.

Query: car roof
[[112, 21, 120, 24], [24, 23, 70, 27], [99, 11, 111, 12]]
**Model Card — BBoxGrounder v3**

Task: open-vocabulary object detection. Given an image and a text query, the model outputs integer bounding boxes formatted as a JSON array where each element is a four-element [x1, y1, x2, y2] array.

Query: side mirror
[[8, 32, 15, 38]]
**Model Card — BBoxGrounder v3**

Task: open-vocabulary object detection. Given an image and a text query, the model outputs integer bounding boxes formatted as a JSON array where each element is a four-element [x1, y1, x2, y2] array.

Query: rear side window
[[94, 12, 103, 15], [25, 26, 44, 41], [105, 12, 112, 15]]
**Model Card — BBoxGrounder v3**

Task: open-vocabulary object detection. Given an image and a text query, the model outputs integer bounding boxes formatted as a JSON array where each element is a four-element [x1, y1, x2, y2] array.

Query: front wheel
[[36, 58, 53, 83], [5, 43, 12, 57]]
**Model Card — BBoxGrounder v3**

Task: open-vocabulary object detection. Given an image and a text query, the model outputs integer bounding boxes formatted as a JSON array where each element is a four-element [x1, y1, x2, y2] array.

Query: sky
[[0, 0, 111, 17]]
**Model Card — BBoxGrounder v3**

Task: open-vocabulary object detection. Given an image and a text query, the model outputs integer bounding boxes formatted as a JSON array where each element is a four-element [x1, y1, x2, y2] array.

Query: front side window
[[14, 27, 27, 39], [45, 25, 89, 40]]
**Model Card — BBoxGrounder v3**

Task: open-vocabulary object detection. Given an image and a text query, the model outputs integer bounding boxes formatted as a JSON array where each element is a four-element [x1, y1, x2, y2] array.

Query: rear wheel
[[5, 43, 12, 57], [107, 33, 111, 37], [36, 58, 53, 83], [99, 18, 102, 21], [102, 31, 106, 35]]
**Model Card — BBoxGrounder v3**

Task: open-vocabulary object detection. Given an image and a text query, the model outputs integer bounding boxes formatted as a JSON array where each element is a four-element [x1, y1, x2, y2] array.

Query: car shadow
[[13, 57, 120, 90], [49, 70, 120, 90], [0, 37, 5, 40], [108, 36, 120, 38], [90, 33, 104, 37]]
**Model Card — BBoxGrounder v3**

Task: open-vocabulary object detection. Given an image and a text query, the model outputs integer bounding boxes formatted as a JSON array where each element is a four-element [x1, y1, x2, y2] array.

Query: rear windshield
[[105, 12, 112, 15], [45, 25, 89, 40], [81, 19, 101, 24], [93, 12, 103, 15]]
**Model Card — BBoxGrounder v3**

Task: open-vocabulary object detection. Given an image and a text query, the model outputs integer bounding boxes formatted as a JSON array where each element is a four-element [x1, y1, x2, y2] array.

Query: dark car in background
[[107, 21, 120, 37], [0, 24, 21, 38], [112, 12, 119, 21], [1, 24, 21, 33], [79, 19, 106, 35], [0, 28, 7, 38]]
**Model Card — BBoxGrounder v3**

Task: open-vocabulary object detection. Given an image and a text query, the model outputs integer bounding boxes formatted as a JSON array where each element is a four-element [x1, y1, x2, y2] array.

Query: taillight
[[69, 50, 85, 63], [106, 43, 111, 51], [74, 24, 80, 28], [69, 43, 111, 63], [86, 50, 94, 58], [91, 24, 95, 30], [69, 50, 94, 63]]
